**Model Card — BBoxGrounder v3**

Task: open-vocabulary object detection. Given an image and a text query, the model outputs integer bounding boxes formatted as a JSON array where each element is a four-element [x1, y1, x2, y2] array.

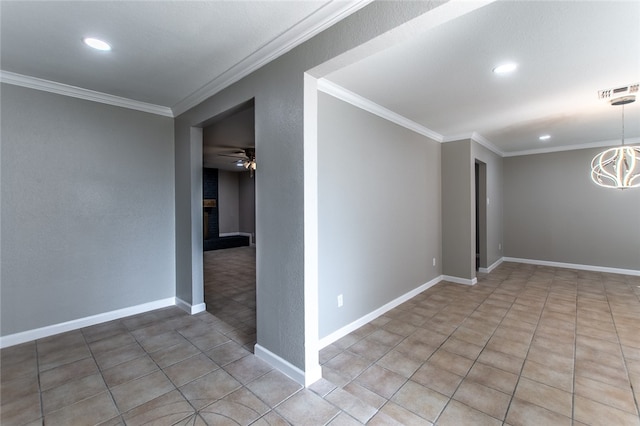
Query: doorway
[[475, 160, 487, 272], [201, 100, 257, 352]]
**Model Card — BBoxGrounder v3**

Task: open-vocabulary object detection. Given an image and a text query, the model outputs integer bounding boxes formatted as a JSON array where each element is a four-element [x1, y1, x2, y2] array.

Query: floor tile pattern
[[1, 260, 639, 425], [204, 246, 257, 351]]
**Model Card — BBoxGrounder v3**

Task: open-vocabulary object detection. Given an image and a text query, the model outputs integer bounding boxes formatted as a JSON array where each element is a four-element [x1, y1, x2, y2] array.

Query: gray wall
[[1, 84, 175, 335], [317, 93, 441, 339], [441, 140, 473, 279], [218, 170, 240, 233], [504, 148, 640, 270], [472, 142, 504, 269], [217, 170, 255, 237], [238, 173, 256, 238], [173, 1, 447, 371], [442, 139, 504, 280]]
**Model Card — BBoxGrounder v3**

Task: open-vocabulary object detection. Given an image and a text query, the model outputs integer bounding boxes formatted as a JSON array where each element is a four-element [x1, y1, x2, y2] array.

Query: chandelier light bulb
[[590, 99, 640, 189], [591, 146, 640, 188]]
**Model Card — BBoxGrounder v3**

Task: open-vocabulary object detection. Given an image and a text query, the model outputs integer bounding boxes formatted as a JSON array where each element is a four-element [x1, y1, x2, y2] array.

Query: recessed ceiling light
[[539, 135, 551, 141], [493, 62, 518, 74], [83, 37, 111, 51]]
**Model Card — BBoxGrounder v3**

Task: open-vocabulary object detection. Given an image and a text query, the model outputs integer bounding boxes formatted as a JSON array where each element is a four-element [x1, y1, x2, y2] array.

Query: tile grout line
[[604, 277, 640, 418]]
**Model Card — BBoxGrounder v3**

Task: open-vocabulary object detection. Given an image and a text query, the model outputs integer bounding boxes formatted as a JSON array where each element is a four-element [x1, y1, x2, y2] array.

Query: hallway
[[204, 246, 256, 352]]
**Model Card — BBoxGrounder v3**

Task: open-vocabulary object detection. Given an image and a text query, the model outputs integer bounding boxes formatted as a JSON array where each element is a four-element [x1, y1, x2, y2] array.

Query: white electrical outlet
[[433, 257, 436, 266], [337, 294, 343, 307], [499, 243, 502, 251]]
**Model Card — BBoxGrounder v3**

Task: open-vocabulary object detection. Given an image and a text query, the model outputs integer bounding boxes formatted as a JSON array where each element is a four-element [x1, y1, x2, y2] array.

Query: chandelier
[[590, 95, 640, 189]]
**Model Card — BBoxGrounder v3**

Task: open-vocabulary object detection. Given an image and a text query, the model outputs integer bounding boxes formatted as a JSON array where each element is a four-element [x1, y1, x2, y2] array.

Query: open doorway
[[202, 100, 257, 352], [475, 160, 487, 272]]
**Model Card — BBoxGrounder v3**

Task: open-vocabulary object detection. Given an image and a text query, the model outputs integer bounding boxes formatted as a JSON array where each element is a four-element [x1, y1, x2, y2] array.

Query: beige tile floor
[[1, 258, 639, 425], [204, 246, 257, 352]]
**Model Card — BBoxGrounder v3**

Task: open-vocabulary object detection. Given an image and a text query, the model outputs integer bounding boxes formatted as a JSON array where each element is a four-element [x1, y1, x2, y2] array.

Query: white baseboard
[[254, 344, 321, 387], [442, 275, 478, 286], [0, 297, 176, 349], [176, 298, 207, 314], [502, 257, 640, 276], [218, 232, 255, 247], [218, 232, 252, 238], [318, 275, 443, 349], [479, 257, 504, 274]]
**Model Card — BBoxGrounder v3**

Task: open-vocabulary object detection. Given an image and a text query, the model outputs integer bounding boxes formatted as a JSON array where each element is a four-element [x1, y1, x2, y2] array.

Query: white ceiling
[[0, 0, 367, 115], [1, 0, 638, 156], [325, 0, 640, 155]]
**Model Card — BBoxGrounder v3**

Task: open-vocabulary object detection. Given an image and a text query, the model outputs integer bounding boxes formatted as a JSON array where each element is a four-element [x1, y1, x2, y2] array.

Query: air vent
[[598, 83, 639, 100]]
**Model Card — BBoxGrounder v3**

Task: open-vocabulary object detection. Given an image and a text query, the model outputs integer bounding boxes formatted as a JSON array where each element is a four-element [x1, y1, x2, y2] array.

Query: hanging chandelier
[[590, 95, 640, 189]]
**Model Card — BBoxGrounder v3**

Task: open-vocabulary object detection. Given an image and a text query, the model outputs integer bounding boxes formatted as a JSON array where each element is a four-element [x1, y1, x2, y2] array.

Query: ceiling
[[325, 0, 640, 155], [0, 0, 367, 115], [1, 0, 638, 158]]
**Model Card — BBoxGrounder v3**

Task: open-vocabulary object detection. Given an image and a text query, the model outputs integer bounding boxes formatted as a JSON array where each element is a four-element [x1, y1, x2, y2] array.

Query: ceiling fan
[[218, 147, 256, 176]]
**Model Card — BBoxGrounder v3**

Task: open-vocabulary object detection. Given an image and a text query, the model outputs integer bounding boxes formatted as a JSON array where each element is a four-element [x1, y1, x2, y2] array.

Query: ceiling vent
[[598, 83, 639, 100]]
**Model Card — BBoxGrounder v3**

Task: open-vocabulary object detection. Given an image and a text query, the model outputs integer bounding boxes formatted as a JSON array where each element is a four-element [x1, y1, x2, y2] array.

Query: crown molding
[[172, 0, 373, 117], [502, 137, 640, 157], [470, 132, 505, 157], [443, 131, 504, 157], [0, 70, 173, 117], [317, 78, 443, 141]]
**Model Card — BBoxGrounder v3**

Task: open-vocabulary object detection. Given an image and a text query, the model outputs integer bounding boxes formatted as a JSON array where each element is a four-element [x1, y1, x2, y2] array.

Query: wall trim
[[254, 344, 322, 387], [172, 1, 373, 116], [443, 132, 504, 157], [0, 297, 176, 349], [442, 275, 478, 286], [502, 137, 640, 158], [317, 78, 443, 141], [479, 257, 504, 274], [318, 275, 443, 349], [0, 70, 173, 117], [503, 257, 640, 276], [176, 298, 207, 315]]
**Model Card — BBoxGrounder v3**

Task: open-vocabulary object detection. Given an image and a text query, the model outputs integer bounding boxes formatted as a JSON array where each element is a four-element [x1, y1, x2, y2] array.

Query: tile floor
[[1, 259, 639, 425], [203, 246, 257, 352]]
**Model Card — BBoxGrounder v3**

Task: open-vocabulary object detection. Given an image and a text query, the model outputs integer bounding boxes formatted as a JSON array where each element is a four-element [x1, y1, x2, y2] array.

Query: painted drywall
[[441, 140, 473, 279], [238, 173, 256, 238], [317, 92, 441, 339], [173, 1, 455, 373], [1, 83, 175, 335], [504, 148, 640, 270], [471, 142, 504, 269], [441, 139, 504, 280], [218, 170, 240, 233]]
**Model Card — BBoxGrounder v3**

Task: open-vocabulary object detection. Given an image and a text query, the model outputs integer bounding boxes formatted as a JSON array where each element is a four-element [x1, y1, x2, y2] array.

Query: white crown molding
[[172, 0, 373, 117], [502, 137, 640, 157], [443, 131, 505, 157], [318, 78, 443, 141], [471, 132, 505, 157], [0, 70, 173, 117]]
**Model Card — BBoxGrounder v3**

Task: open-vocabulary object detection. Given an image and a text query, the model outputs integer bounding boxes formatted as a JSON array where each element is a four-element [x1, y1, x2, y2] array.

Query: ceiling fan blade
[[218, 153, 248, 159]]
